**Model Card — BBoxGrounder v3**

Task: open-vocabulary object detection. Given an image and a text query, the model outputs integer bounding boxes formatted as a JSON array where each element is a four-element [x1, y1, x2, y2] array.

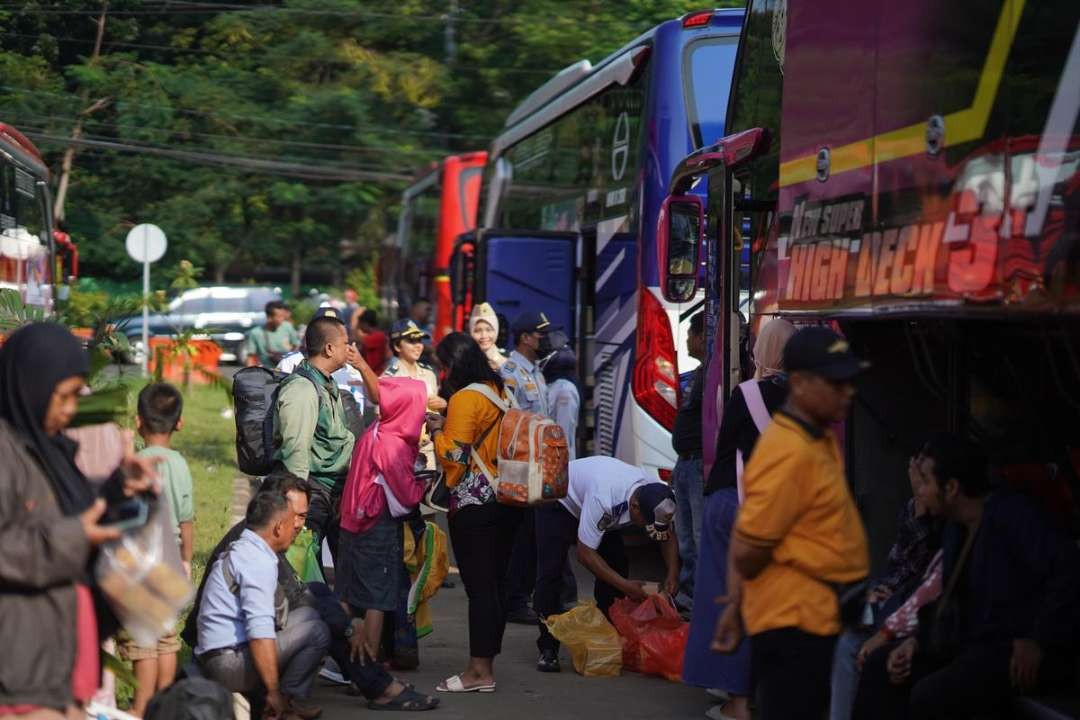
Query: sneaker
[[706, 688, 730, 703], [537, 649, 561, 673], [705, 704, 735, 720], [506, 606, 538, 625], [318, 657, 348, 686]]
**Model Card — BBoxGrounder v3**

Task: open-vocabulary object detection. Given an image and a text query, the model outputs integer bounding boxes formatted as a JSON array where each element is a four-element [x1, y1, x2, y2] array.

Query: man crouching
[[195, 487, 329, 719]]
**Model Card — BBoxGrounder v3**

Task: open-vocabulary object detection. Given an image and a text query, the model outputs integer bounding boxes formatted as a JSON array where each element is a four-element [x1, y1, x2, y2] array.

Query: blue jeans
[[830, 627, 871, 720], [672, 456, 704, 601]]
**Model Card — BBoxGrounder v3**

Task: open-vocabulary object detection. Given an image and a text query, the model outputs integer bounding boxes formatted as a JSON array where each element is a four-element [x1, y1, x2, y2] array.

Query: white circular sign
[[125, 223, 167, 263]]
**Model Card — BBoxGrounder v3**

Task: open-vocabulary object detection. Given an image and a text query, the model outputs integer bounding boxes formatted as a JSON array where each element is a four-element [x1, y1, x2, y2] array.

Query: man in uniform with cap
[[533, 455, 680, 673], [499, 310, 556, 623], [713, 326, 869, 720], [383, 318, 446, 469], [500, 311, 554, 416]]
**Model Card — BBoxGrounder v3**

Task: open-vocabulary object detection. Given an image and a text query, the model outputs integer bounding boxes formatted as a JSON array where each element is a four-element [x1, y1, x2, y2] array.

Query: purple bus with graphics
[[451, 9, 743, 478], [666, 4, 1080, 711]]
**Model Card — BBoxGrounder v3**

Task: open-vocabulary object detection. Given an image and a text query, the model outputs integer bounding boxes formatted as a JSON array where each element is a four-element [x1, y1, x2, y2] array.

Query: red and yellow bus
[[389, 152, 487, 341]]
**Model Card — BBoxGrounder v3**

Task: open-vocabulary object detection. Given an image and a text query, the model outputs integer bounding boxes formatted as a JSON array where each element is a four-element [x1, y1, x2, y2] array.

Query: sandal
[[368, 687, 440, 711], [435, 674, 496, 693]]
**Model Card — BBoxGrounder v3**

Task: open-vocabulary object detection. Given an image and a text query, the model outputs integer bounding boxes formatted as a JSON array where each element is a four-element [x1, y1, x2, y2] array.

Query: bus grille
[[594, 351, 616, 456]]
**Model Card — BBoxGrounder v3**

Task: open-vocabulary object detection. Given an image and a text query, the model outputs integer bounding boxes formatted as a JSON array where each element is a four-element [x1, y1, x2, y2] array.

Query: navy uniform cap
[[511, 311, 554, 335]]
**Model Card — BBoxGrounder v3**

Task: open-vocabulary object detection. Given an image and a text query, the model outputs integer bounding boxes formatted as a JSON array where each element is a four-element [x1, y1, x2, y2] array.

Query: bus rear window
[[685, 36, 739, 148]]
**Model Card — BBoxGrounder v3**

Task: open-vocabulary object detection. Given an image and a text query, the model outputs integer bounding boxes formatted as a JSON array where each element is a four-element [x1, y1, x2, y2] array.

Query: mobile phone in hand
[[102, 496, 151, 532]]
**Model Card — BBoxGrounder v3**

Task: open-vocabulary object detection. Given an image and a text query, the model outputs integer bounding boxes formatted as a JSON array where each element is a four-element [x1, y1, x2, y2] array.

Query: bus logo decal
[[612, 111, 630, 181]]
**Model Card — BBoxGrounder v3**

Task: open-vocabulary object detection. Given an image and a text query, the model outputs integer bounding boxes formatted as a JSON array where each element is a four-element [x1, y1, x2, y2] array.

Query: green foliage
[[346, 261, 381, 313], [168, 259, 204, 291], [0, 0, 743, 292], [0, 289, 46, 333]]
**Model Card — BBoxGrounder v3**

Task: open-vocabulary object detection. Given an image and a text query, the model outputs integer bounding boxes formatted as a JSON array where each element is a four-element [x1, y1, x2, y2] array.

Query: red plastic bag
[[608, 595, 688, 681]]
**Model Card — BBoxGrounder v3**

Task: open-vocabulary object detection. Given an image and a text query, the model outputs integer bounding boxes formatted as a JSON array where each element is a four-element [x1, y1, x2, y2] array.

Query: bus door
[[473, 230, 578, 344]]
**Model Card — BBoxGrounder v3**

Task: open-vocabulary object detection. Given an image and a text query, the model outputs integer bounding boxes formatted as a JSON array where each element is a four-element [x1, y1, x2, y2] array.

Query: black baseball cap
[[312, 305, 345, 324], [635, 482, 677, 541], [390, 318, 430, 342], [511, 311, 553, 335], [783, 326, 868, 381]]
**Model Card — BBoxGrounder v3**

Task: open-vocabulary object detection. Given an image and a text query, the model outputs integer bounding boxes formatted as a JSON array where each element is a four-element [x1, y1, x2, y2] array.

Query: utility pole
[[53, 0, 111, 225], [440, 0, 458, 150]]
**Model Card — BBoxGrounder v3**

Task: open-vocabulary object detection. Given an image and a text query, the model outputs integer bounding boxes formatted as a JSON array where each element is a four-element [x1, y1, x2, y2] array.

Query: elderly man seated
[[194, 483, 329, 720]]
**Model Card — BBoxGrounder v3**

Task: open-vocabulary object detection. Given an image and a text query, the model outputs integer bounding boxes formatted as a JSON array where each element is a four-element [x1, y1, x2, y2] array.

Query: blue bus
[[452, 9, 744, 478]]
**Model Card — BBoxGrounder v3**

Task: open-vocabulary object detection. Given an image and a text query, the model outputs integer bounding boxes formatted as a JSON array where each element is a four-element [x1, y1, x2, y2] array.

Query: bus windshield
[[685, 36, 739, 148]]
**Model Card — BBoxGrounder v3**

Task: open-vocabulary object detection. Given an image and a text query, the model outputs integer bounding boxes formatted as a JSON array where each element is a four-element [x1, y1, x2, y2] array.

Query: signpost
[[125, 224, 167, 376]]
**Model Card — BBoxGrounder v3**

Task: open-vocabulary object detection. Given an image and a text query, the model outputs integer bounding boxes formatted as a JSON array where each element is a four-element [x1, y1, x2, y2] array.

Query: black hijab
[[0, 321, 93, 515]]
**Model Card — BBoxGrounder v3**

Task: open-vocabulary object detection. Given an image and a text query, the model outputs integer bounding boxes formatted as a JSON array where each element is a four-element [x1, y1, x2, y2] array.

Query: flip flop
[[368, 687, 440, 711], [435, 674, 496, 693]]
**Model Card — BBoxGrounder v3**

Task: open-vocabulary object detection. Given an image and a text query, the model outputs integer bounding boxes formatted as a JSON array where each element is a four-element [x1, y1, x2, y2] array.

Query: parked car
[[121, 286, 282, 364]]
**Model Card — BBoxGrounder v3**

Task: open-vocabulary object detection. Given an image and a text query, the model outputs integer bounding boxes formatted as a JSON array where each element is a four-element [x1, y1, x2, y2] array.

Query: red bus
[[389, 152, 487, 341], [0, 122, 61, 310]]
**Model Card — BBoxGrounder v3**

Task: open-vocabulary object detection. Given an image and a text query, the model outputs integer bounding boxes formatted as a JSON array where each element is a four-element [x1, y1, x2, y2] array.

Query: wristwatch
[[344, 618, 363, 638]]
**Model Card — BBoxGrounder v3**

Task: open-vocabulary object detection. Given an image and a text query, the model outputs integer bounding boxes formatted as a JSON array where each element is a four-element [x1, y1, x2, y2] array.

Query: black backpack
[[232, 366, 322, 476], [145, 678, 235, 720]]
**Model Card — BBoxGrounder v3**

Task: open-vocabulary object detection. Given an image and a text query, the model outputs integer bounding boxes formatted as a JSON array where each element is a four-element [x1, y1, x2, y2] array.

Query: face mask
[[537, 334, 553, 358]]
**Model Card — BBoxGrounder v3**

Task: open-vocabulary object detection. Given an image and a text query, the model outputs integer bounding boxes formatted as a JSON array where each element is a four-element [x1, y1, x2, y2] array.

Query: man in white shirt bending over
[[533, 456, 680, 673]]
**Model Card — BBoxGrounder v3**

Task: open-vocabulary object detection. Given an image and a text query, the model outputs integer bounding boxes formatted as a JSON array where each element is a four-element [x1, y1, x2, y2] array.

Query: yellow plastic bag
[[543, 602, 623, 677]]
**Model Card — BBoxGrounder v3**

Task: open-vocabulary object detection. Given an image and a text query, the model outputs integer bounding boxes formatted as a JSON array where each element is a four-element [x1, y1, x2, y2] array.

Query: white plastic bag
[[94, 496, 193, 646]]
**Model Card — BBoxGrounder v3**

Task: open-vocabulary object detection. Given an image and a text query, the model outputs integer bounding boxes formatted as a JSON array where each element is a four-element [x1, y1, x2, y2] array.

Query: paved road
[[311, 522, 713, 720]]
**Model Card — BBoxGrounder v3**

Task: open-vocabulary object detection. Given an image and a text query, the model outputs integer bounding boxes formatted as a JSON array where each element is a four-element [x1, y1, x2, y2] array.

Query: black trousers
[[751, 627, 837, 720], [854, 639, 1076, 720], [306, 481, 342, 568], [448, 502, 523, 658], [534, 502, 628, 654], [506, 507, 537, 611], [306, 582, 393, 701]]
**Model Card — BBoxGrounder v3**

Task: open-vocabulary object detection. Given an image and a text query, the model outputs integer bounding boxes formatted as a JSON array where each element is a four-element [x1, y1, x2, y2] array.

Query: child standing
[[120, 382, 194, 717]]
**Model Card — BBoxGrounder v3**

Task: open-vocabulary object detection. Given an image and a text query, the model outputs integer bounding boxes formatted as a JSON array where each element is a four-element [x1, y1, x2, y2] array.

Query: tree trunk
[[214, 264, 226, 284], [290, 243, 303, 297], [53, 1, 110, 225]]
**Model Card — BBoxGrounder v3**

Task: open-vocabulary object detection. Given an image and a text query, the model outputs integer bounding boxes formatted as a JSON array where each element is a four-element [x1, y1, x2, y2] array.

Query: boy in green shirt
[[120, 382, 195, 717], [245, 299, 300, 368]]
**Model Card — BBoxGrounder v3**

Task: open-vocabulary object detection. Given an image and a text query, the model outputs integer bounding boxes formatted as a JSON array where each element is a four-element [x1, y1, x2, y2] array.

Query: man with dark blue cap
[[500, 311, 554, 416], [500, 310, 557, 625], [533, 456, 680, 673]]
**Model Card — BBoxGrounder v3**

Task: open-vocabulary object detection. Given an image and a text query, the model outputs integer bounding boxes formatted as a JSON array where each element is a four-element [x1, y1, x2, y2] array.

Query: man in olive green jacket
[[273, 314, 369, 565]]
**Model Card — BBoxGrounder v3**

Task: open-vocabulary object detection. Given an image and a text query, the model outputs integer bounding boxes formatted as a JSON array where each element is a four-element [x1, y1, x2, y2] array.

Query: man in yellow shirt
[[715, 326, 869, 720]]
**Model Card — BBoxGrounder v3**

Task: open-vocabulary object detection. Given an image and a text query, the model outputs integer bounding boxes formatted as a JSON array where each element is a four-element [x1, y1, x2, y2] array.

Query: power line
[[23, 128, 415, 182], [25, 124, 414, 173], [0, 2, 615, 25], [4, 108, 447, 159], [0, 83, 495, 141], [0, 30, 564, 76]]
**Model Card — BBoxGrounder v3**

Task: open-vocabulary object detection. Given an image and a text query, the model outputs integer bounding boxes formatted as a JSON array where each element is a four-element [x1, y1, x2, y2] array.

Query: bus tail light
[[633, 287, 679, 431], [682, 11, 713, 28]]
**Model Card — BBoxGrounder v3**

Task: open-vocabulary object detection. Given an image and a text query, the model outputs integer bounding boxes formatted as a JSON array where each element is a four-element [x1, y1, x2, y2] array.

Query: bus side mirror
[[658, 195, 704, 303], [450, 236, 475, 307]]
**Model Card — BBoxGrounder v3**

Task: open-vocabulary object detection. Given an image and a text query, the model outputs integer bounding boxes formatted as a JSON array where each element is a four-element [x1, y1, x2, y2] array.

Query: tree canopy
[[0, 0, 740, 293]]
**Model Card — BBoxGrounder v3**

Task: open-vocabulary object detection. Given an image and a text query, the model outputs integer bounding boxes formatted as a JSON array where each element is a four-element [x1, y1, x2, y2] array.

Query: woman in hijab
[[469, 303, 506, 370], [683, 317, 796, 720], [338, 375, 440, 710], [0, 322, 158, 719]]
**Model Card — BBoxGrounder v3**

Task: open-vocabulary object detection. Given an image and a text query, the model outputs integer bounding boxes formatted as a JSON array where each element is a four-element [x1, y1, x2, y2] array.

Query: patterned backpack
[[464, 383, 570, 507]]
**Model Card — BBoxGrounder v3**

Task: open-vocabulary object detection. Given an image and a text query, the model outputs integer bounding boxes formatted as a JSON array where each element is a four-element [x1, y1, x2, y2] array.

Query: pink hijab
[[340, 376, 428, 534]]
